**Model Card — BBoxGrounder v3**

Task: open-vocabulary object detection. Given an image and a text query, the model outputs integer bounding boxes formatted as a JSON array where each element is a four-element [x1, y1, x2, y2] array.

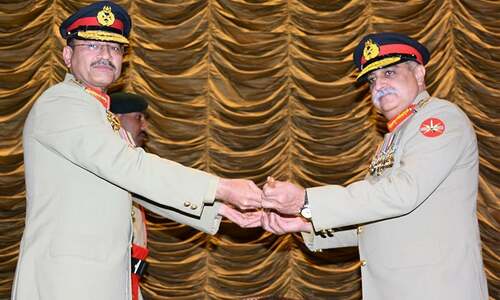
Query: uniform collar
[[411, 90, 431, 106], [65, 73, 110, 110], [386, 91, 430, 132]]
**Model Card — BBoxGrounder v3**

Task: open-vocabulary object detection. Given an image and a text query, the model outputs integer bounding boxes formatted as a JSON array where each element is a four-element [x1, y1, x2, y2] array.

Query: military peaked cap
[[60, 1, 131, 44], [353, 32, 430, 82]]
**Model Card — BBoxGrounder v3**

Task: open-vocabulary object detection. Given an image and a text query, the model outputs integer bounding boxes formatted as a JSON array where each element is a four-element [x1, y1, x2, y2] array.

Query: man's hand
[[261, 211, 313, 235], [262, 177, 305, 215], [216, 178, 263, 210], [218, 204, 263, 228]]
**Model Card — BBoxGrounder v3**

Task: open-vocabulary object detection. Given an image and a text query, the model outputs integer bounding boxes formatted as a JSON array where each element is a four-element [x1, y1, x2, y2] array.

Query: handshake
[[216, 177, 313, 235]]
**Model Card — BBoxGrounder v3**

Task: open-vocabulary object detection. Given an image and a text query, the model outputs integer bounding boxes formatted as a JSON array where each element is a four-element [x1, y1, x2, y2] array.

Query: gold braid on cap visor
[[357, 56, 401, 80], [77, 30, 129, 45]]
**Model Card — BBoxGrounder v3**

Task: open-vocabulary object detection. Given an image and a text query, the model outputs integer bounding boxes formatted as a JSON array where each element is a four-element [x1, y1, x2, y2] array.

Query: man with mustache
[[13, 2, 262, 299], [257, 33, 489, 299]]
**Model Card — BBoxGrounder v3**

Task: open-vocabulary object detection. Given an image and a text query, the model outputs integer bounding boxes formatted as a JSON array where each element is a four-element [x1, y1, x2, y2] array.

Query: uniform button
[[357, 226, 363, 234], [184, 201, 191, 207], [361, 260, 367, 267], [326, 229, 334, 236], [190, 204, 198, 210]]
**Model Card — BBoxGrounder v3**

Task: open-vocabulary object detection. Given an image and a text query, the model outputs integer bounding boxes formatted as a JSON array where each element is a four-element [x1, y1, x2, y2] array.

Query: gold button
[[361, 260, 367, 267], [190, 204, 198, 210], [357, 226, 363, 234], [326, 229, 334, 236], [184, 201, 191, 207]]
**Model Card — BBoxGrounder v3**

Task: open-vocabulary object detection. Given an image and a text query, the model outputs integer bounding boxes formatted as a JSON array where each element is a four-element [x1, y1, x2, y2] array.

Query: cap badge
[[97, 5, 115, 27], [363, 39, 380, 62]]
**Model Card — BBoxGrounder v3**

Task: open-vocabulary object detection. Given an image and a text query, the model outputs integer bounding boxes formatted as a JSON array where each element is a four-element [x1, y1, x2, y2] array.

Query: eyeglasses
[[72, 42, 126, 55]]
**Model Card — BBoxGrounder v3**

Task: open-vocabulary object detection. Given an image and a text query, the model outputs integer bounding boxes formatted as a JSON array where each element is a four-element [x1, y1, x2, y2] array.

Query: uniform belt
[[131, 243, 149, 277], [131, 257, 148, 277]]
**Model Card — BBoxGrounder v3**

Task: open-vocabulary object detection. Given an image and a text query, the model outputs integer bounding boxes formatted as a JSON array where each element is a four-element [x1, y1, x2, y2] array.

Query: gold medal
[[369, 132, 397, 176]]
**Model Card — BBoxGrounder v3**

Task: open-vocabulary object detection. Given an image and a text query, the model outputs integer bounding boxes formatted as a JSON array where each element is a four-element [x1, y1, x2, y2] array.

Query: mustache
[[373, 87, 398, 105], [91, 59, 116, 70]]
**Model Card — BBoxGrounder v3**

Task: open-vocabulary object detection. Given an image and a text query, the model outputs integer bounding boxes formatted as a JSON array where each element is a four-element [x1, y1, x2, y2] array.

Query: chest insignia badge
[[419, 118, 445, 137]]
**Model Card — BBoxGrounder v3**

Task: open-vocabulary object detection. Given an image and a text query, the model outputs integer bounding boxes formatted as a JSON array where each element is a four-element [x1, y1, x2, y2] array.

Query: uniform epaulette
[[415, 96, 432, 112]]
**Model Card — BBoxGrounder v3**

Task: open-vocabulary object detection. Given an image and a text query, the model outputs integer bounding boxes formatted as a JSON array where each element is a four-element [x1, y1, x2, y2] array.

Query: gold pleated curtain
[[0, 0, 498, 299]]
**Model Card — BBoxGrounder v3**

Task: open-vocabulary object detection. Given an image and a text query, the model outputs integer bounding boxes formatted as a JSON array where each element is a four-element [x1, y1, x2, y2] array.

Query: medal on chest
[[369, 132, 398, 176]]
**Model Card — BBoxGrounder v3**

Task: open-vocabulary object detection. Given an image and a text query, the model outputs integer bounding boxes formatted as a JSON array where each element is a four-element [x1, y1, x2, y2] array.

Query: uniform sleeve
[[301, 228, 358, 251], [30, 89, 219, 218], [306, 104, 474, 231], [133, 196, 222, 235]]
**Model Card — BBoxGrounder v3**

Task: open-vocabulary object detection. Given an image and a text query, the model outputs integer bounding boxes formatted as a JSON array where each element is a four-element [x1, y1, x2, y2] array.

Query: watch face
[[300, 207, 312, 220]]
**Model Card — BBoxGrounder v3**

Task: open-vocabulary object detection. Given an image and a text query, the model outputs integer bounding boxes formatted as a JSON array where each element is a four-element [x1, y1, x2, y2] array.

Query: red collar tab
[[84, 86, 110, 110], [71, 78, 110, 109], [387, 104, 416, 132]]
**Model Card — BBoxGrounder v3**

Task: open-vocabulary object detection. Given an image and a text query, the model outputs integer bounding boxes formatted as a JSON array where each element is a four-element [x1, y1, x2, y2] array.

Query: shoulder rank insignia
[[419, 117, 445, 137]]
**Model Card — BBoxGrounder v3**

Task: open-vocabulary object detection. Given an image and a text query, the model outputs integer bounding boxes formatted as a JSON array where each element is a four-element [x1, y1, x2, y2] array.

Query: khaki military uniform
[[302, 91, 489, 300], [13, 74, 222, 300]]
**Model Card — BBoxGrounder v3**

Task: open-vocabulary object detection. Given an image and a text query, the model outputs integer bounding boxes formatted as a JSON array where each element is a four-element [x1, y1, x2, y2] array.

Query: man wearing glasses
[[12, 2, 263, 299]]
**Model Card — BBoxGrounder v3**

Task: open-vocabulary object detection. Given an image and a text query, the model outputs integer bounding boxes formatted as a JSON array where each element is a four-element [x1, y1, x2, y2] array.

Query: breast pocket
[[50, 233, 112, 263]]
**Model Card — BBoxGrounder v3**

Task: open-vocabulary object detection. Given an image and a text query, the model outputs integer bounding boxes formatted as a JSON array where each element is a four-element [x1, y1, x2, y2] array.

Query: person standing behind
[[109, 92, 149, 300], [13, 2, 262, 300], [257, 33, 489, 300]]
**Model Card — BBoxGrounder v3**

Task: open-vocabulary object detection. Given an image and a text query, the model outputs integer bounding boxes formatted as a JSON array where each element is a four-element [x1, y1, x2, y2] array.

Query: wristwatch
[[299, 191, 312, 220]]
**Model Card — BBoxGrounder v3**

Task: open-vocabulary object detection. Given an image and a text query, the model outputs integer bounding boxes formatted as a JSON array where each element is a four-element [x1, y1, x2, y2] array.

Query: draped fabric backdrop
[[0, 0, 498, 299]]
